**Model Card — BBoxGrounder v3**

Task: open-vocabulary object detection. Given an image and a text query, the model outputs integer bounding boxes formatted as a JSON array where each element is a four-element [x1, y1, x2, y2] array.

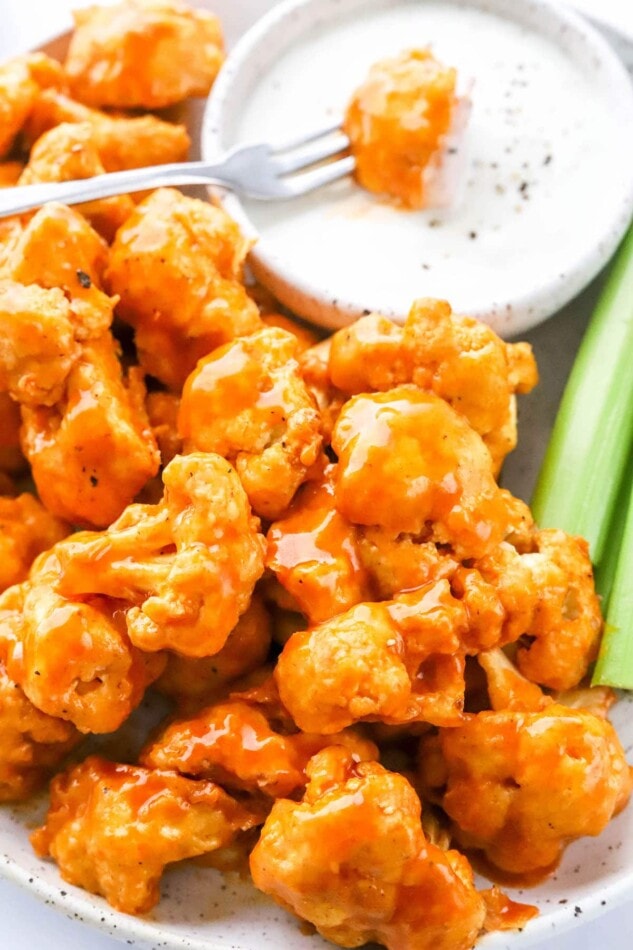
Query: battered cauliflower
[[0, 53, 63, 158], [20, 334, 160, 527], [32, 756, 259, 914], [19, 123, 135, 241], [0, 280, 79, 407], [250, 747, 487, 950], [419, 705, 633, 875], [180, 327, 323, 520], [64, 0, 225, 110], [24, 88, 190, 171], [105, 188, 262, 389], [0, 572, 164, 735], [332, 386, 531, 559], [328, 299, 538, 471], [154, 595, 272, 708], [298, 338, 346, 443], [53, 453, 266, 657], [275, 582, 469, 733], [0, 492, 69, 593], [141, 700, 377, 799], [266, 467, 372, 624]]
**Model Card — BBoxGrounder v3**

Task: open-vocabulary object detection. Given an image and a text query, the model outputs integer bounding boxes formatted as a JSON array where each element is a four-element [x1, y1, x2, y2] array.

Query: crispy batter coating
[[298, 338, 346, 444], [0, 53, 63, 158], [106, 188, 262, 389], [276, 582, 469, 733], [64, 0, 225, 110], [21, 335, 159, 527], [20, 123, 135, 241], [32, 756, 259, 914], [145, 390, 182, 467], [0, 657, 79, 802], [328, 299, 538, 471], [419, 705, 633, 876], [251, 747, 487, 950], [0, 571, 164, 735], [53, 453, 266, 657], [154, 595, 272, 707], [0, 493, 69, 593], [23, 88, 190, 171], [0, 280, 79, 407], [514, 529, 602, 691], [356, 528, 456, 600], [0, 393, 24, 473], [180, 328, 323, 520], [332, 386, 530, 559], [6, 202, 112, 338], [266, 468, 372, 624], [141, 699, 377, 799], [344, 49, 458, 209]]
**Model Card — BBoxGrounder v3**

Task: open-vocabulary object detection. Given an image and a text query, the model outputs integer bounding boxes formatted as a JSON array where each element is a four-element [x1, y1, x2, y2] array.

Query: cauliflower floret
[[19, 123, 134, 241], [356, 527, 457, 599], [180, 327, 323, 520], [154, 595, 271, 708], [266, 467, 372, 624], [141, 699, 377, 799], [105, 188, 262, 389], [250, 746, 487, 950], [52, 453, 266, 657], [328, 299, 538, 471], [332, 386, 530, 559], [276, 582, 469, 733], [0, 280, 79, 407], [514, 529, 602, 690], [31, 756, 259, 914], [419, 704, 633, 875], [0, 493, 69, 593], [23, 88, 190, 171], [6, 202, 112, 338], [64, 0, 225, 110], [20, 334, 160, 527], [0, 53, 63, 158], [0, 574, 164, 735], [145, 390, 182, 467]]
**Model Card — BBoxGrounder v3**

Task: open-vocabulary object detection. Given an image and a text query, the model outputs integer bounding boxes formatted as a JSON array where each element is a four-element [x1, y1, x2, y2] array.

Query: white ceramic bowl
[[203, 0, 633, 335]]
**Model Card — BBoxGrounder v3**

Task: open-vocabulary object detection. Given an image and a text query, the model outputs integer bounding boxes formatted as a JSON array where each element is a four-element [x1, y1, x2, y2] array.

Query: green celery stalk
[[531, 225, 633, 572]]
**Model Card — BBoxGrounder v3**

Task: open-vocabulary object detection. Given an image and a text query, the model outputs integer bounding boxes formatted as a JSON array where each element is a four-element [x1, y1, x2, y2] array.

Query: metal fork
[[0, 124, 354, 218]]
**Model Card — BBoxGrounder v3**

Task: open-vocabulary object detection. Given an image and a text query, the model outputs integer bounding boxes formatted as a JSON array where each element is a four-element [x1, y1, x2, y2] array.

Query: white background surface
[[1, 0, 633, 947]]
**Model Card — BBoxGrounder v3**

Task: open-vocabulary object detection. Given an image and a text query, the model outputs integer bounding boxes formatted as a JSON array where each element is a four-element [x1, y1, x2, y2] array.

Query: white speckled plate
[[2, 3, 633, 950], [203, 0, 633, 335]]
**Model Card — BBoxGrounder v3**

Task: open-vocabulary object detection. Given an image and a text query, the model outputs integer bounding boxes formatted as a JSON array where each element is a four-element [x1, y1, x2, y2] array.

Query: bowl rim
[[202, 0, 633, 334]]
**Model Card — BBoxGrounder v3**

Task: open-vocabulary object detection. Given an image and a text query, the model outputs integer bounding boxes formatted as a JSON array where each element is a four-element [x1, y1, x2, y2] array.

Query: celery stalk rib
[[531, 225, 633, 571]]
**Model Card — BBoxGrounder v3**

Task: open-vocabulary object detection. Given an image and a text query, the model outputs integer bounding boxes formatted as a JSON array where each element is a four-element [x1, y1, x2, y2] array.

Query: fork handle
[[0, 161, 230, 218]]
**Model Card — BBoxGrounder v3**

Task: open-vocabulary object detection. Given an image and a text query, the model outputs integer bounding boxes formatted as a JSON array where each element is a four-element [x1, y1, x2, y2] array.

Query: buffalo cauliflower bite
[[276, 581, 470, 734], [0, 280, 79, 407], [20, 335, 159, 527], [53, 453, 266, 657], [514, 529, 602, 691], [250, 746, 487, 950], [105, 188, 262, 389], [0, 53, 63, 158], [141, 699, 377, 800], [355, 528, 457, 600], [0, 571, 164, 735], [0, 493, 69, 592], [328, 299, 538, 471], [180, 327, 323, 520], [6, 202, 112, 338], [344, 49, 459, 210], [19, 123, 135, 241], [64, 0, 225, 110], [154, 595, 272, 708], [23, 88, 190, 171], [31, 756, 259, 915], [266, 468, 372, 624], [419, 705, 633, 876], [332, 386, 530, 559]]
